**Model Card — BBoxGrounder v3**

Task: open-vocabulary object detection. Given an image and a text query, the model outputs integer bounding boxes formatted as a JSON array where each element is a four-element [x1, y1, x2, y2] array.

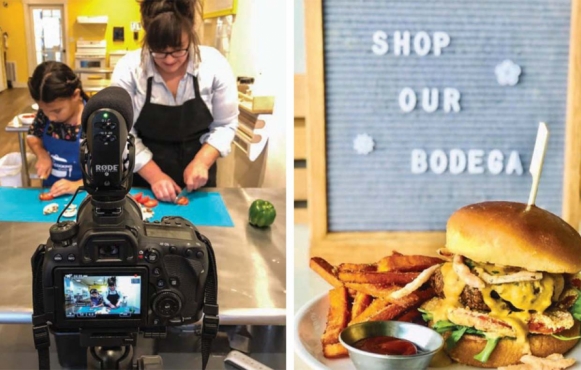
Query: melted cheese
[[430, 262, 465, 323], [479, 270, 554, 355], [426, 260, 556, 356]]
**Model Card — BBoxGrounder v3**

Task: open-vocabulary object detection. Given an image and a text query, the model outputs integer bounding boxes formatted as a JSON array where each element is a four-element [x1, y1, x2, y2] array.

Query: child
[[26, 61, 88, 196], [89, 289, 104, 308]]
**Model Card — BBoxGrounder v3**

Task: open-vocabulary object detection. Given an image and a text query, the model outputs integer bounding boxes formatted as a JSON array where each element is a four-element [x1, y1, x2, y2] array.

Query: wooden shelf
[[238, 92, 274, 114], [77, 16, 109, 24]]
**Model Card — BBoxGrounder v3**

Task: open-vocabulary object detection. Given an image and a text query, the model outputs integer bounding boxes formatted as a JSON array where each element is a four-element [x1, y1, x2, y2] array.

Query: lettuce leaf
[[432, 320, 498, 363], [446, 326, 467, 349], [569, 289, 581, 322], [418, 308, 432, 322], [473, 336, 500, 363], [551, 333, 581, 341]]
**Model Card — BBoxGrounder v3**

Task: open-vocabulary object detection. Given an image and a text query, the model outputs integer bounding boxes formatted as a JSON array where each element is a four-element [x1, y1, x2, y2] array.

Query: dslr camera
[[31, 87, 219, 370]]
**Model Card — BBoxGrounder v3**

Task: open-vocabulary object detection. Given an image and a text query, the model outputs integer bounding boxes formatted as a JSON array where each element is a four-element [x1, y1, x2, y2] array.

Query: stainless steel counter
[[0, 188, 286, 326]]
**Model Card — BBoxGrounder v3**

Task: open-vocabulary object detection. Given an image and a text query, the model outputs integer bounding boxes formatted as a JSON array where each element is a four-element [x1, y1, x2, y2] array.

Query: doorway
[[24, 1, 67, 76]]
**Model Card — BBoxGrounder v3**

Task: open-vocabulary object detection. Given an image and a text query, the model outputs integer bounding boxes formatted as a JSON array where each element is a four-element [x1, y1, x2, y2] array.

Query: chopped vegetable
[[39, 193, 54, 201], [176, 197, 189, 206]]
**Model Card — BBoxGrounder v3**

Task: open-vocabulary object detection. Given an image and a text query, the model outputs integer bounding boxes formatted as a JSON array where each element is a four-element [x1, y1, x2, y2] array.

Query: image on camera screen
[[63, 274, 141, 319]]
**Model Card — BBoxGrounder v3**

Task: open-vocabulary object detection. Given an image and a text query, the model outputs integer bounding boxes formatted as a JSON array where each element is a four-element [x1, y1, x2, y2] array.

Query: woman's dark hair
[[139, 0, 201, 62], [107, 277, 116, 287], [90, 289, 98, 295], [28, 61, 89, 103]]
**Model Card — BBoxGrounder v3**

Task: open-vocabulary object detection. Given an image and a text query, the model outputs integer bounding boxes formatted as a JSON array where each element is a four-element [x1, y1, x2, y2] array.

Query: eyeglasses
[[150, 48, 189, 59]]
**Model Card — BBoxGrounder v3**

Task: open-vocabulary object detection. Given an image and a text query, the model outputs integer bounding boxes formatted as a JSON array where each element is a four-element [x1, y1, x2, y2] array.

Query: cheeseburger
[[421, 201, 581, 368]]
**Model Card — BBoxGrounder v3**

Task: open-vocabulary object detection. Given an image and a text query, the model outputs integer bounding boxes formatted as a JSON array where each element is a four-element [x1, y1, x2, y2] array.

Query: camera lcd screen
[[145, 225, 192, 240], [63, 274, 142, 319]]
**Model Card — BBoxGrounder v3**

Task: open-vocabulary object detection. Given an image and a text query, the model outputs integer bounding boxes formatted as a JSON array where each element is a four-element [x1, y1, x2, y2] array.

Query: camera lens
[[99, 245, 119, 257]]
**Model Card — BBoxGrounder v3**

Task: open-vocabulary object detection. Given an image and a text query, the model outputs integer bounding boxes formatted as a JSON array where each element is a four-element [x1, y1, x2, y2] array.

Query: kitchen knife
[[174, 188, 189, 204]]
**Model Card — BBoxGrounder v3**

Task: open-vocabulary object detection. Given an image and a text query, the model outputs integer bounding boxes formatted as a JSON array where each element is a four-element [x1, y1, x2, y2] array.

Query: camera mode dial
[[152, 291, 182, 318], [49, 221, 79, 245]]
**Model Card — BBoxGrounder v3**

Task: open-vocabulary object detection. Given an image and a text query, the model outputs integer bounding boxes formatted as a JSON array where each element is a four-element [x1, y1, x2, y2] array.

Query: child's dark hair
[[139, 0, 201, 62], [107, 277, 116, 287], [28, 61, 89, 103]]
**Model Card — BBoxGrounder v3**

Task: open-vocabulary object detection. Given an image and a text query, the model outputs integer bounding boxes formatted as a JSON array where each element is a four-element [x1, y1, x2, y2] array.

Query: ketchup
[[353, 336, 418, 355]]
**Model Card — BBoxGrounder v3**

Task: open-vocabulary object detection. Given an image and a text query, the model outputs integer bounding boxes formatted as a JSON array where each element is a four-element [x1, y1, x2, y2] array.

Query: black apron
[[133, 75, 216, 188], [107, 291, 120, 306]]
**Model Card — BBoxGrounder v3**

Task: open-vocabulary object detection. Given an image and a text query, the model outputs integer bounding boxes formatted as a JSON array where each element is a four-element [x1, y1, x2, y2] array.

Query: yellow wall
[[67, 0, 143, 67], [0, 0, 144, 85], [0, 0, 29, 84]]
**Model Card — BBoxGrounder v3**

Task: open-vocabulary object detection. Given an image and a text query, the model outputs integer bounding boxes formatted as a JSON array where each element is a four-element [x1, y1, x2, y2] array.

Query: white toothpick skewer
[[527, 122, 549, 211]]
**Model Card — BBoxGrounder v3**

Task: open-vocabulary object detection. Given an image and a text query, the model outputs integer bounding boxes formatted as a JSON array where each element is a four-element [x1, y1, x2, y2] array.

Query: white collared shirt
[[111, 46, 239, 172]]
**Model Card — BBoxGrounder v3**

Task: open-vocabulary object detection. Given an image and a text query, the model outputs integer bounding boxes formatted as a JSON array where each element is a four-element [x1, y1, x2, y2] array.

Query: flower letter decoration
[[495, 60, 522, 86], [353, 133, 375, 155]]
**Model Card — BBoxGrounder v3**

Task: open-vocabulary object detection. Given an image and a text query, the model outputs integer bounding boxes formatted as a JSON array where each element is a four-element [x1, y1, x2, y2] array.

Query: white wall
[[218, 0, 287, 188], [115, 276, 141, 308], [294, 0, 306, 74]]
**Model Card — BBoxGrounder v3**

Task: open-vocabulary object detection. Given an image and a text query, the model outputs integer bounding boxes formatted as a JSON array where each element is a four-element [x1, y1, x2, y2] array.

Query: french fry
[[323, 343, 349, 358], [310, 257, 343, 288], [350, 297, 392, 325], [351, 288, 435, 324], [351, 292, 373, 319], [321, 286, 350, 345], [344, 283, 400, 298], [395, 308, 423, 324], [377, 254, 444, 272], [337, 263, 377, 273], [338, 271, 419, 285]]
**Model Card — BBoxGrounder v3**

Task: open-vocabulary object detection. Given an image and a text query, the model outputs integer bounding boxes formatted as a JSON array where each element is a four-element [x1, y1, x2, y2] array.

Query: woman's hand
[[184, 159, 209, 191], [36, 153, 52, 179], [49, 179, 82, 197], [150, 172, 181, 202]]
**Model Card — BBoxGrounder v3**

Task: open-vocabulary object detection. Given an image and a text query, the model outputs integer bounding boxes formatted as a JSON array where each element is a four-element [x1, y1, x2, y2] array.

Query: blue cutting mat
[[0, 187, 234, 227]]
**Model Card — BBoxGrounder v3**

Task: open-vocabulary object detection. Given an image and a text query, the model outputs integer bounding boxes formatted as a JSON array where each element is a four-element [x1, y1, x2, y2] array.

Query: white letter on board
[[449, 149, 467, 174], [411, 149, 428, 174], [443, 88, 461, 113], [422, 88, 438, 113], [414, 31, 431, 56], [372, 30, 388, 55], [468, 149, 485, 174], [433, 32, 450, 56], [430, 149, 448, 174], [505, 151, 523, 175], [394, 31, 411, 56], [399, 88, 417, 113], [488, 150, 504, 175]]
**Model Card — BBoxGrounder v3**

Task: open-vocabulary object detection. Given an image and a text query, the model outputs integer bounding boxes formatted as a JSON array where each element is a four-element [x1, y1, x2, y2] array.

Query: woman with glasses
[[112, 0, 238, 202]]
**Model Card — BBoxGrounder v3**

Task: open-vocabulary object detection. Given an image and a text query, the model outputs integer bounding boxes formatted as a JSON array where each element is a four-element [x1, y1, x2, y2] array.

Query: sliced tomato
[[133, 192, 143, 202], [139, 196, 150, 205], [143, 199, 158, 208], [39, 193, 54, 201], [176, 197, 189, 206]]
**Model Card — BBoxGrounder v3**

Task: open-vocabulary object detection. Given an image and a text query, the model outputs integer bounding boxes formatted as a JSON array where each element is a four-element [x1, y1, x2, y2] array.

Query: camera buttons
[[184, 249, 194, 258], [153, 268, 161, 276], [169, 277, 179, 287], [67, 254, 76, 262], [157, 279, 165, 288], [169, 246, 177, 254], [53, 254, 63, 262], [145, 249, 160, 263], [196, 251, 204, 259]]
